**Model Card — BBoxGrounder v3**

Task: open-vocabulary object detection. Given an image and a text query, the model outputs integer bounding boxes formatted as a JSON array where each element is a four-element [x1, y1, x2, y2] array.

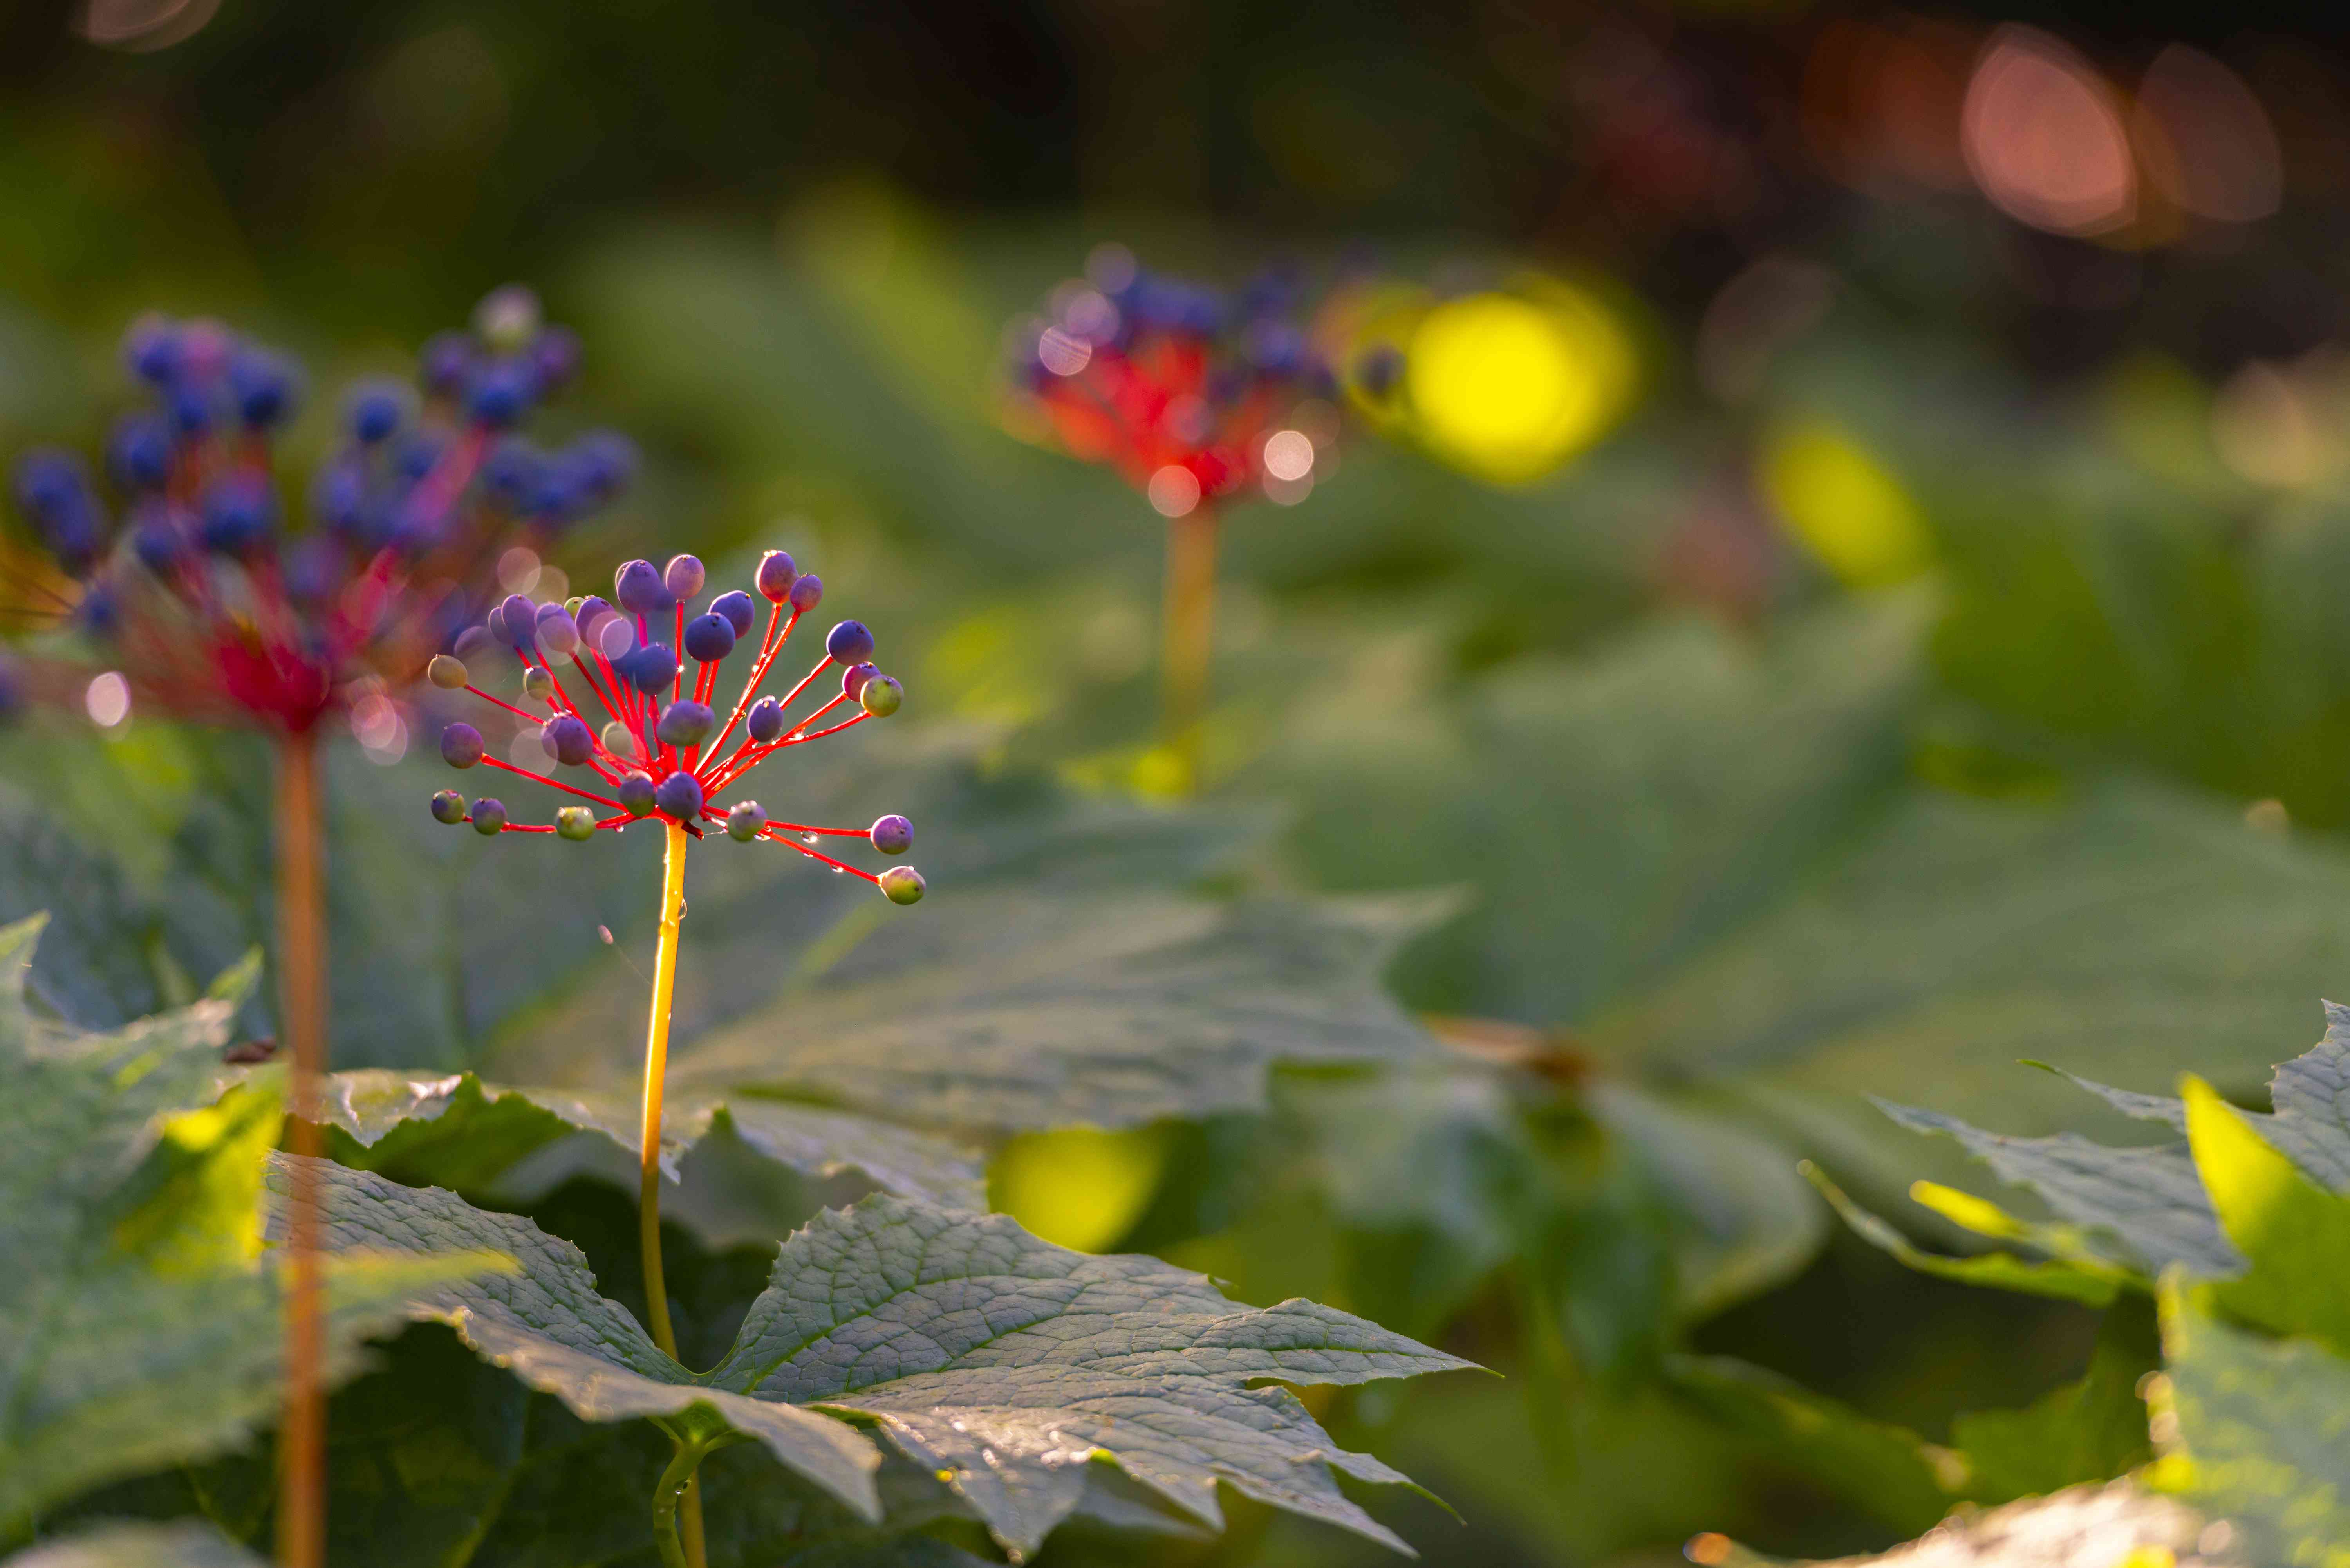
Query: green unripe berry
[[726, 801, 768, 841], [859, 674, 903, 718], [523, 666, 555, 701], [601, 720, 636, 761], [555, 806, 596, 841], [427, 653, 468, 690], [430, 789, 465, 825], [879, 866, 925, 905], [565, 596, 585, 617]]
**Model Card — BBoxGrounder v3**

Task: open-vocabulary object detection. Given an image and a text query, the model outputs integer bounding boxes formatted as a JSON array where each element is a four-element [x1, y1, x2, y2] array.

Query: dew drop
[[801, 832, 818, 844], [831, 865, 844, 875]]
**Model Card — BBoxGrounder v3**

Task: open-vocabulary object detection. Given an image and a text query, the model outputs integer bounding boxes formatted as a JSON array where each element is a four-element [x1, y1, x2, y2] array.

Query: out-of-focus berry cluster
[[1004, 245, 1346, 518], [428, 547, 923, 905], [5, 285, 636, 735]]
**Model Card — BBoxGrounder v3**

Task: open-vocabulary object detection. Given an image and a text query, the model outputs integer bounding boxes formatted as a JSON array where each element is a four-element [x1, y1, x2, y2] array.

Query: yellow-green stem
[[1159, 506, 1219, 796], [273, 731, 327, 1568], [638, 819, 706, 1568]]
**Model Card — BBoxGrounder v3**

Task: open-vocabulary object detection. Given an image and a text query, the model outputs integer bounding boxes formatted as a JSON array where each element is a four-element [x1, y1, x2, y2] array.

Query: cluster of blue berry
[[5, 286, 633, 732], [1007, 246, 1337, 514], [427, 548, 923, 904]]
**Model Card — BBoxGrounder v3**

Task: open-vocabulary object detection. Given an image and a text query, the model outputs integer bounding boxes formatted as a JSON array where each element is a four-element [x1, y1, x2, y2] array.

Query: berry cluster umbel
[[5, 285, 634, 731], [1007, 245, 1336, 512], [429, 548, 924, 905]]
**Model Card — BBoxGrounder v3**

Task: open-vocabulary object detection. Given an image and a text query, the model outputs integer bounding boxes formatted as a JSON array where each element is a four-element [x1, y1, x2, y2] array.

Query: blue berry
[[166, 384, 212, 438], [683, 612, 735, 664], [440, 722, 484, 767], [347, 381, 405, 443], [825, 620, 874, 665], [555, 805, 596, 840], [311, 461, 367, 534], [746, 696, 785, 743], [133, 514, 185, 576], [627, 642, 677, 695], [499, 594, 538, 650], [788, 573, 822, 612], [756, 550, 798, 602], [14, 450, 86, 521], [656, 700, 714, 747], [617, 772, 657, 815], [878, 866, 925, 905], [123, 317, 183, 386], [199, 475, 275, 556], [430, 789, 466, 824], [543, 714, 593, 766], [229, 348, 296, 429], [653, 770, 704, 822], [78, 583, 117, 632], [470, 798, 507, 835], [709, 589, 755, 638], [569, 432, 636, 500], [107, 415, 173, 491], [840, 661, 877, 700], [614, 558, 672, 616], [858, 674, 903, 718], [465, 359, 535, 428], [530, 326, 582, 392], [726, 801, 768, 841], [420, 330, 473, 396], [664, 553, 705, 601], [870, 814, 912, 855]]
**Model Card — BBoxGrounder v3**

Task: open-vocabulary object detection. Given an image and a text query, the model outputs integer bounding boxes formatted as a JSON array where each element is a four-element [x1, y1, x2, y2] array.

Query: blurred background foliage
[[12, 0, 2350, 1563]]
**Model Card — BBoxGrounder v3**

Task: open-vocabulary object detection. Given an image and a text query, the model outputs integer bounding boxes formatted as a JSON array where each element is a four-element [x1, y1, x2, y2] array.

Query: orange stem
[[274, 730, 327, 1568], [1159, 506, 1219, 796]]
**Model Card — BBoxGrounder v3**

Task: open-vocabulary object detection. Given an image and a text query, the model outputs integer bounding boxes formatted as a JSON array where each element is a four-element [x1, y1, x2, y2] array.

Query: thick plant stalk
[[273, 731, 328, 1568], [1159, 506, 1219, 796], [638, 819, 707, 1568]]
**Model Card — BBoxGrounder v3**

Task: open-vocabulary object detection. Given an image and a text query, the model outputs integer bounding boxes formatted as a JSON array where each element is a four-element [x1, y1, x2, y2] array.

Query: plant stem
[[273, 730, 328, 1568], [638, 818, 707, 1568], [1158, 505, 1220, 796], [651, 1440, 711, 1568]]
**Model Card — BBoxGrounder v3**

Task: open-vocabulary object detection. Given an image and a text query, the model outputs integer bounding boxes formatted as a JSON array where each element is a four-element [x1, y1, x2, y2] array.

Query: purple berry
[[709, 590, 755, 638], [756, 550, 797, 602], [683, 612, 735, 664], [499, 594, 537, 650], [347, 382, 405, 444], [440, 723, 484, 768], [870, 814, 912, 855], [788, 573, 823, 613], [656, 700, 714, 747], [840, 661, 878, 700], [535, 604, 580, 658], [470, 798, 507, 835], [627, 642, 677, 695], [664, 553, 705, 600], [614, 558, 672, 616], [653, 770, 704, 823], [617, 772, 657, 816], [726, 801, 768, 841], [430, 789, 466, 825], [542, 714, 593, 767], [746, 697, 785, 743], [825, 620, 873, 665]]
